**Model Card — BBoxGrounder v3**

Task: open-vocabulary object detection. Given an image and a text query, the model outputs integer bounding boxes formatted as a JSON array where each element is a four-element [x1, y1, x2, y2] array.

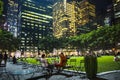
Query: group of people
[[40, 52, 67, 72], [0, 52, 18, 67], [0, 52, 8, 66]]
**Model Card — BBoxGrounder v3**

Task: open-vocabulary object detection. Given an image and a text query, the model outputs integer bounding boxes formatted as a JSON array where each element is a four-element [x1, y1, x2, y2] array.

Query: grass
[[18, 58, 40, 65], [20, 56, 120, 73], [47, 56, 120, 73], [97, 56, 120, 73]]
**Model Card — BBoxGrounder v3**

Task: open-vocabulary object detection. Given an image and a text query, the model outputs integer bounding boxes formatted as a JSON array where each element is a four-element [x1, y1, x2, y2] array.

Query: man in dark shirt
[[0, 52, 3, 65]]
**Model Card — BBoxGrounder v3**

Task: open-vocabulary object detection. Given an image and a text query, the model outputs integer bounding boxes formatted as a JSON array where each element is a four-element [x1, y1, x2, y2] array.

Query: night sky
[[95, 0, 112, 11]]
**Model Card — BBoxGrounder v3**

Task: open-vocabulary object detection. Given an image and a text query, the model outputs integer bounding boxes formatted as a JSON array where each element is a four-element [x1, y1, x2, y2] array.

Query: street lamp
[[25, 33, 27, 53]]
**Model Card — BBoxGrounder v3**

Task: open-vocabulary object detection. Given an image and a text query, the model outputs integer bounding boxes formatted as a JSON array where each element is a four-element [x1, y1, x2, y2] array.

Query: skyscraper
[[7, 0, 53, 53], [7, 0, 19, 37], [53, 0, 96, 38], [104, 4, 114, 26], [75, 0, 96, 34], [0, 0, 7, 30], [0, 0, 3, 16], [53, 0, 76, 38], [113, 0, 120, 24]]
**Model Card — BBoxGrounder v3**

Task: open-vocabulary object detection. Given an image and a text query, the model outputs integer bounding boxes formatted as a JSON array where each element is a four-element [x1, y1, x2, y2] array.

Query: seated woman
[[55, 52, 67, 69], [40, 54, 54, 73]]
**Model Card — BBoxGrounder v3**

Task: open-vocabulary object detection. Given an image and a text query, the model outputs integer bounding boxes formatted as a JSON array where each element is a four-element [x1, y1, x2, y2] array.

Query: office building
[[104, 4, 114, 26], [53, 0, 76, 38], [113, 0, 120, 24], [7, 0, 53, 53], [0, 0, 8, 30], [53, 0, 96, 38], [75, 0, 96, 34], [7, 0, 19, 37], [0, 0, 3, 16]]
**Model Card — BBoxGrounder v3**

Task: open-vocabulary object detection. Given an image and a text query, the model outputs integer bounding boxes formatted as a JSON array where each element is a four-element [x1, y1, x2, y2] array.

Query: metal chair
[[0, 64, 10, 80], [69, 59, 77, 70], [76, 60, 84, 72]]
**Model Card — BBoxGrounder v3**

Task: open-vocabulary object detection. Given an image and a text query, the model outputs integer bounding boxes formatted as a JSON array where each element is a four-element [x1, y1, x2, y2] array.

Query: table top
[[9, 68, 35, 75]]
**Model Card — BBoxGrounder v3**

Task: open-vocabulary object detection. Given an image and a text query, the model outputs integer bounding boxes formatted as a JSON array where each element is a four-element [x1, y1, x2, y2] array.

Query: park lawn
[[54, 56, 120, 73], [21, 56, 120, 73], [97, 56, 120, 73], [18, 57, 40, 65], [69, 56, 120, 73]]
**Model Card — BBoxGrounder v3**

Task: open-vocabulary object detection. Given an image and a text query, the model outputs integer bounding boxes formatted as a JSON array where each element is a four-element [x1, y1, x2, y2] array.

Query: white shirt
[[40, 58, 48, 67]]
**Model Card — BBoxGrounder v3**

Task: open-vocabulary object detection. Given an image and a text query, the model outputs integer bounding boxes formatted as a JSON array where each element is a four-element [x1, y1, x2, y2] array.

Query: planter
[[84, 54, 98, 80]]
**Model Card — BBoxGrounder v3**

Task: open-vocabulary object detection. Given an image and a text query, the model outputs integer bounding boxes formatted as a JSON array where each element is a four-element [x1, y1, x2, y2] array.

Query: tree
[[38, 36, 60, 53], [68, 24, 120, 54], [0, 29, 20, 52]]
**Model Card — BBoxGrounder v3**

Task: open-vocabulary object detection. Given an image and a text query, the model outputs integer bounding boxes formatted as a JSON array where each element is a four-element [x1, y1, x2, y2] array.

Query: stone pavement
[[3, 62, 120, 80], [97, 70, 120, 80]]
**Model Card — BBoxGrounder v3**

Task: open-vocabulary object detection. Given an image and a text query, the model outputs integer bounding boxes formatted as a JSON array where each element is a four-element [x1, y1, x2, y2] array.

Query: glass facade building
[[7, 0, 53, 53], [7, 0, 19, 37], [114, 0, 120, 24]]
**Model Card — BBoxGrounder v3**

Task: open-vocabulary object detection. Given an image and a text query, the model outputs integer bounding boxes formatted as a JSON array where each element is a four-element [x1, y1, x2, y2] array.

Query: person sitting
[[40, 54, 54, 74], [55, 52, 67, 69]]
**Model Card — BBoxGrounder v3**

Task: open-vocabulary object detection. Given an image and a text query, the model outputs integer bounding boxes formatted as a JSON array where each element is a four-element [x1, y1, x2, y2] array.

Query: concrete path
[[2, 62, 120, 80]]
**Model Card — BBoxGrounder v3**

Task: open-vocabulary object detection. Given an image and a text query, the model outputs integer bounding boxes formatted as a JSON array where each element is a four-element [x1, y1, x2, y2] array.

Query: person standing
[[13, 56, 17, 64], [3, 52, 8, 66], [0, 52, 3, 65]]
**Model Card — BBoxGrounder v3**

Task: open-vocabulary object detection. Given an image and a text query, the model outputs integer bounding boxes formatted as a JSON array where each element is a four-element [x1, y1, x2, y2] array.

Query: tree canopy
[[38, 24, 120, 54], [69, 24, 120, 51], [0, 29, 20, 52]]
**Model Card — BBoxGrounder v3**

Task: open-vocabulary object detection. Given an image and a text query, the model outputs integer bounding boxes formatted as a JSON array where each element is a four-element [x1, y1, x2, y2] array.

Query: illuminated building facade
[[7, 0, 53, 53], [53, 0, 76, 38], [0, 0, 4, 29], [53, 0, 96, 38], [113, 0, 120, 24], [7, 0, 19, 37], [0, 0, 3, 16], [0, 0, 7, 30], [75, 0, 96, 34]]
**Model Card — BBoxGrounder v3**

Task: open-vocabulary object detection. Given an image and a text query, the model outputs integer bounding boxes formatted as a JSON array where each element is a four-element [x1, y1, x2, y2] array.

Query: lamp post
[[25, 33, 27, 53]]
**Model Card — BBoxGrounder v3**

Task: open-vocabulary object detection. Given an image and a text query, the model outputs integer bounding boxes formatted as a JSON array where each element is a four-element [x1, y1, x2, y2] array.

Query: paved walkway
[[1, 62, 120, 80]]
